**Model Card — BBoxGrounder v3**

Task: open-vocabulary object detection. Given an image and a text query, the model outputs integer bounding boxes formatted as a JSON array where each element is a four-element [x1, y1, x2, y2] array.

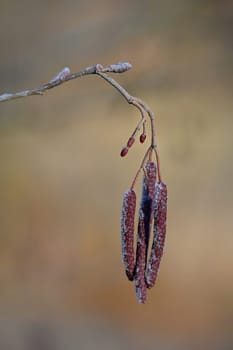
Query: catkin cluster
[[121, 161, 167, 304]]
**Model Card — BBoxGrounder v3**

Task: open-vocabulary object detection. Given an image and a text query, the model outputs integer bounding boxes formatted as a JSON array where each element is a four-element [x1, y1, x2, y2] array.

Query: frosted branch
[[0, 62, 132, 103]]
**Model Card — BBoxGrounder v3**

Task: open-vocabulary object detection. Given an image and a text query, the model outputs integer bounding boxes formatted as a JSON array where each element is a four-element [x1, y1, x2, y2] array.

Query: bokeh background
[[0, 0, 232, 349]]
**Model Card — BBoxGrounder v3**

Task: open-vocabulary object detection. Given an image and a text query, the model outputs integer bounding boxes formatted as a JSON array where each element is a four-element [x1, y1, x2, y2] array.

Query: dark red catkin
[[145, 161, 157, 201], [121, 189, 136, 281], [134, 209, 147, 303], [146, 182, 167, 288], [134, 163, 156, 303], [142, 162, 157, 259]]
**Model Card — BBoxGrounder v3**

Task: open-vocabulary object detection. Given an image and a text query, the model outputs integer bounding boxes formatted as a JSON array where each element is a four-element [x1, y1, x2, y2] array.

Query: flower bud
[[139, 133, 146, 143], [127, 136, 135, 148], [120, 147, 128, 157]]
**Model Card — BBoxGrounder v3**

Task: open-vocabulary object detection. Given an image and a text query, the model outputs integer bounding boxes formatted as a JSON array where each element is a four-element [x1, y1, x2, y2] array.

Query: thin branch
[[0, 60, 160, 180], [0, 61, 156, 146], [0, 62, 132, 103], [96, 71, 157, 149]]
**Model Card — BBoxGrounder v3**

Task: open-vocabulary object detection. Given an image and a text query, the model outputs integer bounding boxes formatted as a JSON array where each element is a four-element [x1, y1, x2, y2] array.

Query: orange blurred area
[[0, 1, 233, 349]]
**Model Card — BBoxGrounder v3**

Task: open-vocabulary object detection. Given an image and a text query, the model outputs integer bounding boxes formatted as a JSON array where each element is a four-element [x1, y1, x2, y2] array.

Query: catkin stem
[[130, 147, 152, 190], [154, 148, 162, 182]]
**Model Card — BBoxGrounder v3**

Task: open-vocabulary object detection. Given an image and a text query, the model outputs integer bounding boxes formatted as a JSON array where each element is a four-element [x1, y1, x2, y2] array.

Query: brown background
[[0, 0, 232, 349]]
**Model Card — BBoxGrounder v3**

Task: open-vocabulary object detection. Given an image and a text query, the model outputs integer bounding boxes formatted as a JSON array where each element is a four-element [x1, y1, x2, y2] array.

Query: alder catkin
[[134, 209, 147, 303], [133, 163, 156, 303], [146, 182, 167, 288], [145, 161, 157, 201], [121, 189, 136, 281], [141, 161, 157, 259]]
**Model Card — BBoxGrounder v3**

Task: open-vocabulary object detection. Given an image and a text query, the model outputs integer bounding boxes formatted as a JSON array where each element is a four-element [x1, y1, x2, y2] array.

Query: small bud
[[127, 136, 135, 148], [50, 67, 71, 83], [120, 147, 128, 157], [140, 133, 146, 143], [95, 64, 104, 72], [109, 62, 132, 73]]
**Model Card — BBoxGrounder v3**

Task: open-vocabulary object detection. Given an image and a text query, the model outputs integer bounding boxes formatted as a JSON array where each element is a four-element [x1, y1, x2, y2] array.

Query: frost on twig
[[0, 62, 132, 103], [49, 67, 71, 83]]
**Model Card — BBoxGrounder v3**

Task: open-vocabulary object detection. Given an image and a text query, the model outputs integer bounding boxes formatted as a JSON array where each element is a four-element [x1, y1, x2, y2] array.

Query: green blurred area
[[0, 0, 232, 349]]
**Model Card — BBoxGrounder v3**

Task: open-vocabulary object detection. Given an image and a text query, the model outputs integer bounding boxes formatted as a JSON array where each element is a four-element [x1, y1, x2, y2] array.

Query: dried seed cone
[[146, 182, 167, 288], [121, 189, 136, 281], [134, 209, 147, 303]]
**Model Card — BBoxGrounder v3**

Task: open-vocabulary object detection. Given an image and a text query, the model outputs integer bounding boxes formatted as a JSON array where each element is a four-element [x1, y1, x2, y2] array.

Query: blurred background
[[0, 0, 232, 349]]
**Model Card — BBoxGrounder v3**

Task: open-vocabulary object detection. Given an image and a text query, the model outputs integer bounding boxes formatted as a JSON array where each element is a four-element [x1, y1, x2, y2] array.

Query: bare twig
[[95, 69, 159, 182], [0, 60, 160, 181], [0, 62, 132, 103]]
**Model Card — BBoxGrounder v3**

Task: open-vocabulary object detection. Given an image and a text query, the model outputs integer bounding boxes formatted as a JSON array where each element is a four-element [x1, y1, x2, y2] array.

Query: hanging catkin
[[121, 189, 136, 281], [146, 182, 167, 288]]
